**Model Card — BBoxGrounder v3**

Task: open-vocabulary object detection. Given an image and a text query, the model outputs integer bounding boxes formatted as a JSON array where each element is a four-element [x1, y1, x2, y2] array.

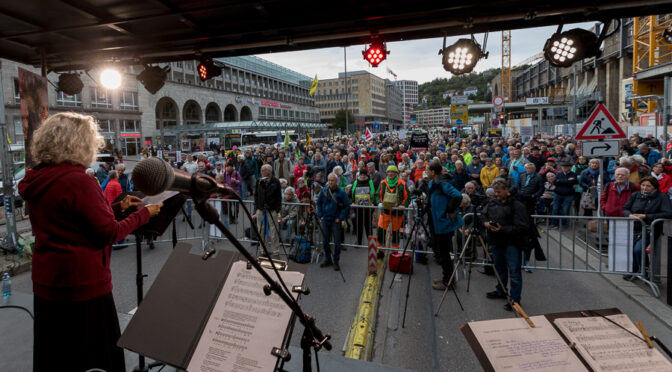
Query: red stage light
[[362, 43, 388, 67]]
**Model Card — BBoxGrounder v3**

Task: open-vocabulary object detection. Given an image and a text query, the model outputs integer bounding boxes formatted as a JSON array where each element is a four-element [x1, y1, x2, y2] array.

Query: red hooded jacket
[[19, 163, 150, 301]]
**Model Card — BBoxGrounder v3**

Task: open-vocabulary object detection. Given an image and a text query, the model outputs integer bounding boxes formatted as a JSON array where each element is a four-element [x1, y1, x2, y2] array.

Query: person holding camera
[[427, 161, 464, 290], [317, 173, 351, 271], [482, 179, 530, 311], [253, 164, 282, 256]]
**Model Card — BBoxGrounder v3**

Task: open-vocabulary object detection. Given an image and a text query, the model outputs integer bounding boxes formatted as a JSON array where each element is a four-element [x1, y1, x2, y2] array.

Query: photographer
[[482, 179, 530, 311], [427, 160, 464, 290], [317, 173, 351, 271], [253, 164, 282, 256]]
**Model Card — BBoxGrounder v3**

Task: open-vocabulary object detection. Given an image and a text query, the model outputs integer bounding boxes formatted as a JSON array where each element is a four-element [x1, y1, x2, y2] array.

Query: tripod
[[306, 202, 346, 283], [261, 208, 290, 258], [434, 227, 514, 316], [388, 200, 454, 327]]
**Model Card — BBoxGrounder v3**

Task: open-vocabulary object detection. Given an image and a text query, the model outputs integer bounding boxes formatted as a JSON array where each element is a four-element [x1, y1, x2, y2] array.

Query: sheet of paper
[[554, 314, 672, 372], [141, 191, 179, 205], [468, 316, 587, 371], [608, 220, 634, 272], [187, 261, 304, 372]]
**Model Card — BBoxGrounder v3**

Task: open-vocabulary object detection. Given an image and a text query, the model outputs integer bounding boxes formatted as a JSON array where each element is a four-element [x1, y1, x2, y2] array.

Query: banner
[[410, 130, 429, 151], [18, 68, 49, 168]]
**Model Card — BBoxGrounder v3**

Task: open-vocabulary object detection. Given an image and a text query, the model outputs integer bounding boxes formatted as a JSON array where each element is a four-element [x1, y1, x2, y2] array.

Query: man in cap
[[376, 165, 409, 248]]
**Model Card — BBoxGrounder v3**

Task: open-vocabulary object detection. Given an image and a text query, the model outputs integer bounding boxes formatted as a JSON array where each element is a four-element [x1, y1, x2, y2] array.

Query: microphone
[[132, 157, 237, 198]]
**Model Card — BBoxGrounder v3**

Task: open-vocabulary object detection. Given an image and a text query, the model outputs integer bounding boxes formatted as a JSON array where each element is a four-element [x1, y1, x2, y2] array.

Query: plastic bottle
[[2, 273, 11, 298]]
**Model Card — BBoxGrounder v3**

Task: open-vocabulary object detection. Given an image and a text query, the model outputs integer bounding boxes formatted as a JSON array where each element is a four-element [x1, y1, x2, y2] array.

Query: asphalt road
[[3, 204, 672, 371]]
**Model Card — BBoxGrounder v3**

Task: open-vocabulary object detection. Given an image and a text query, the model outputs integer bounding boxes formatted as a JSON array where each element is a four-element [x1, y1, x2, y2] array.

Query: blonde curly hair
[[31, 112, 104, 167]]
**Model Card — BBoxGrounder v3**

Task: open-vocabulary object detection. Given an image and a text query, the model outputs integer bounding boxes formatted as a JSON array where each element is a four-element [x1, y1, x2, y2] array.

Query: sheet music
[[469, 316, 587, 371], [141, 191, 179, 205], [554, 314, 672, 372], [187, 261, 303, 372]]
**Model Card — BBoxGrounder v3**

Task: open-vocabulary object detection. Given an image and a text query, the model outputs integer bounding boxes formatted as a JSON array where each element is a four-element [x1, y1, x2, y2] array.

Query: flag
[[6, 133, 11, 145], [331, 130, 335, 140], [284, 130, 290, 150], [306, 133, 312, 147], [365, 127, 373, 141], [309, 75, 318, 96]]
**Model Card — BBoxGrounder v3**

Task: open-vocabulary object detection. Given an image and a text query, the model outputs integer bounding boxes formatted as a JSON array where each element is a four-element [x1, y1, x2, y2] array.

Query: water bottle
[[2, 273, 11, 298]]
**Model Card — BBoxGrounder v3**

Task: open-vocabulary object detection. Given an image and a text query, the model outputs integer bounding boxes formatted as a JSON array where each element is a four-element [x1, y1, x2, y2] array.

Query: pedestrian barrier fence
[[112, 199, 667, 298]]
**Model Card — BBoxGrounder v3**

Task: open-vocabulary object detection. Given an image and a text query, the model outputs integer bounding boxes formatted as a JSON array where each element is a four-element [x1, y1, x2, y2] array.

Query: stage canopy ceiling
[[1, 0, 671, 71]]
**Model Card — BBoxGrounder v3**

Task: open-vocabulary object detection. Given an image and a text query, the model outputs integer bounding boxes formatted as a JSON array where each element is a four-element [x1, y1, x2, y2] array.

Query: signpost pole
[[597, 154, 603, 218]]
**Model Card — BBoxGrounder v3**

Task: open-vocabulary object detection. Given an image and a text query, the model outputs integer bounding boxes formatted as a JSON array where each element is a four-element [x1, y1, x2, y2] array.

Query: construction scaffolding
[[632, 15, 672, 115]]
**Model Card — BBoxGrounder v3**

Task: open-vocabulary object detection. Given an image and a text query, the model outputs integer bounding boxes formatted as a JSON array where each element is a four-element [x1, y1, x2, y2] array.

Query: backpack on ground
[[290, 236, 312, 263]]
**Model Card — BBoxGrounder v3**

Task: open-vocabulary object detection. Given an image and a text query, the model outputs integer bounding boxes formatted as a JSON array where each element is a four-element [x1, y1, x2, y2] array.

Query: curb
[[344, 253, 386, 360], [548, 229, 672, 329]]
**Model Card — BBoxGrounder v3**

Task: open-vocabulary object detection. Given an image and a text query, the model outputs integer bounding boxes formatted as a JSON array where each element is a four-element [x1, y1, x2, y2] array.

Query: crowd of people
[[95, 129, 672, 309]]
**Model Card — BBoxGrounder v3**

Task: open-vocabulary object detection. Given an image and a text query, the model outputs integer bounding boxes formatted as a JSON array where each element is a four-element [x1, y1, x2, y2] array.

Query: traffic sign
[[456, 119, 463, 125], [493, 96, 504, 106], [582, 140, 620, 157], [575, 103, 626, 140], [491, 119, 499, 127]]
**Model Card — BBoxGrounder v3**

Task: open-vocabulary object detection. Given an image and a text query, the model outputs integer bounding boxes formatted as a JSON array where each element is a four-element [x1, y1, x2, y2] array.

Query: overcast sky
[[257, 22, 596, 84]]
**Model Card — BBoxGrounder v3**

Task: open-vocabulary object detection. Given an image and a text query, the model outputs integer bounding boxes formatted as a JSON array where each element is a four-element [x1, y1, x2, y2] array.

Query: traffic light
[[499, 114, 506, 125], [197, 59, 221, 81], [362, 42, 388, 67]]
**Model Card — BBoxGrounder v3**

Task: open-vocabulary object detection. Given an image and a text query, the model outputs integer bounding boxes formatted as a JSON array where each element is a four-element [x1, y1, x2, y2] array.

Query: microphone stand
[[192, 194, 332, 372]]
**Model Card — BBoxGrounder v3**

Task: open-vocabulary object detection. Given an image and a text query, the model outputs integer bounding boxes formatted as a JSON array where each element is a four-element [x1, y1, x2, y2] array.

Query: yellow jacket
[[480, 165, 499, 187]]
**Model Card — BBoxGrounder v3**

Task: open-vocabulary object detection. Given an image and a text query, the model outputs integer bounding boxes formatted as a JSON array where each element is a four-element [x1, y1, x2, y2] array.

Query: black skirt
[[33, 292, 125, 372]]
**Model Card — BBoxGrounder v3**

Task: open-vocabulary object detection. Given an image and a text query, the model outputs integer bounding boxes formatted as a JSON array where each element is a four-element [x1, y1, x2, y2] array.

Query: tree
[[333, 109, 355, 132]]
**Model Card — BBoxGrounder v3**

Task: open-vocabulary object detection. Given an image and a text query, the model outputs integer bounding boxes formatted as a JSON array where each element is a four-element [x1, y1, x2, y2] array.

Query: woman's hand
[[145, 203, 163, 217], [121, 195, 142, 213]]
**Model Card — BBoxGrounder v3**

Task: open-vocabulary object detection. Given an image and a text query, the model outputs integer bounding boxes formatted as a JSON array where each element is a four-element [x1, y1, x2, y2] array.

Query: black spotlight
[[137, 65, 170, 94], [439, 37, 486, 75], [197, 59, 221, 81], [543, 28, 603, 67], [57, 73, 84, 95]]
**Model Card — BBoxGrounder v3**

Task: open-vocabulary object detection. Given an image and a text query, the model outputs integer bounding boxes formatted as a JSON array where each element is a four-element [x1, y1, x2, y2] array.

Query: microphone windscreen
[[132, 157, 174, 196]]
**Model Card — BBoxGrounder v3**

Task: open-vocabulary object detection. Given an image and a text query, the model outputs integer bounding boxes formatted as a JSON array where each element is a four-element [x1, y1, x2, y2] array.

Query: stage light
[[100, 69, 122, 89], [197, 59, 222, 81], [362, 42, 388, 68], [439, 38, 485, 75], [663, 29, 672, 44], [137, 65, 170, 94], [57, 73, 84, 95], [543, 28, 601, 68]]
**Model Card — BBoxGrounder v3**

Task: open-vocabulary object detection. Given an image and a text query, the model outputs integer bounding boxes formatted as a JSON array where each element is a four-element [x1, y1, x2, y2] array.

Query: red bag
[[388, 252, 413, 274]]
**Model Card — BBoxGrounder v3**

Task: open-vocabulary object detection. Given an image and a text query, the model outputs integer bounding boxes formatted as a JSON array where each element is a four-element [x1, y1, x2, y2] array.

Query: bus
[[224, 131, 299, 151]]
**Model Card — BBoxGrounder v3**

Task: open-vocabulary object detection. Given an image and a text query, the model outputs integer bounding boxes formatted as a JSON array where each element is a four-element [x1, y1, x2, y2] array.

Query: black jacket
[[481, 197, 529, 246], [623, 189, 672, 232], [517, 171, 544, 199], [254, 176, 282, 212], [553, 171, 578, 196], [450, 170, 469, 191]]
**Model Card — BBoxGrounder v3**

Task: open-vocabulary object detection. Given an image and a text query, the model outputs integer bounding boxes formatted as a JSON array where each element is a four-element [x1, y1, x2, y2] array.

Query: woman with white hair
[[333, 165, 349, 191], [18, 112, 163, 371]]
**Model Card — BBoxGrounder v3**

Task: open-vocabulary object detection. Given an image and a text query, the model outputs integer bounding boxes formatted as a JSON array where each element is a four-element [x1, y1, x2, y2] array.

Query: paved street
[[2, 210, 672, 371]]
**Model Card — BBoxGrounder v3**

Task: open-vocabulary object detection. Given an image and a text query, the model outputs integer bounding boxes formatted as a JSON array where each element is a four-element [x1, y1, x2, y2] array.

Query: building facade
[[315, 71, 403, 131], [415, 108, 450, 127], [1, 55, 321, 156], [394, 80, 419, 126]]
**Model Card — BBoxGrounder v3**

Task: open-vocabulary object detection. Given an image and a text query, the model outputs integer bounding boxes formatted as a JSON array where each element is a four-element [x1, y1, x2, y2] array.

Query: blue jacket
[[510, 165, 526, 189], [579, 168, 599, 190], [428, 178, 464, 234], [554, 171, 578, 196], [465, 162, 483, 183], [636, 149, 661, 166], [317, 186, 351, 222]]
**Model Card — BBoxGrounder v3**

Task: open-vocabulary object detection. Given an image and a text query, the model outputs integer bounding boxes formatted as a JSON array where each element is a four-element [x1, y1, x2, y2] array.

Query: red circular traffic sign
[[493, 96, 504, 106]]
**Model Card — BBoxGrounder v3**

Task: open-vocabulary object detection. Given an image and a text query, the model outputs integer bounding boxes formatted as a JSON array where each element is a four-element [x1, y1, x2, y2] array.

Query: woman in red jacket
[[651, 162, 672, 195], [104, 170, 122, 204], [18, 112, 163, 372]]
